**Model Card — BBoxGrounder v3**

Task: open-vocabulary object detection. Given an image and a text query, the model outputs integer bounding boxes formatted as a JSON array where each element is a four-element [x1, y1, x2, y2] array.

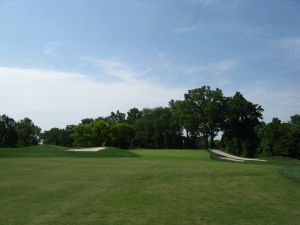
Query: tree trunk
[[210, 134, 214, 148], [204, 133, 209, 149]]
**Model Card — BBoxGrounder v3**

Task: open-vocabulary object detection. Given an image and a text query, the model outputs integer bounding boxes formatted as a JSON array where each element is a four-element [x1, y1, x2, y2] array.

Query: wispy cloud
[[191, 0, 220, 6], [187, 0, 243, 9], [275, 37, 300, 60], [43, 42, 63, 55], [172, 23, 200, 34], [172, 21, 269, 40], [179, 59, 239, 75], [82, 57, 151, 82]]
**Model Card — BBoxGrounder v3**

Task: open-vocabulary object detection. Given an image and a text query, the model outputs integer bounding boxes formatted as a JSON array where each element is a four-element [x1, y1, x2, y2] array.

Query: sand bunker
[[211, 149, 266, 162], [66, 147, 106, 152]]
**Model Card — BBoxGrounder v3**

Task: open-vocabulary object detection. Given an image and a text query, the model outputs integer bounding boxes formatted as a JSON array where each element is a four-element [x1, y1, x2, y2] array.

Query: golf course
[[0, 145, 299, 225]]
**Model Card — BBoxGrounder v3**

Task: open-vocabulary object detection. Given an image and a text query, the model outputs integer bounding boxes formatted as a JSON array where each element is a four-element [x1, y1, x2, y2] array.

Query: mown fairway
[[0, 146, 299, 225]]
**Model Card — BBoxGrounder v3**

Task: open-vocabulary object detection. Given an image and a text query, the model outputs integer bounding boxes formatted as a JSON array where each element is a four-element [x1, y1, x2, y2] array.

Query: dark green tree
[[257, 115, 300, 158], [59, 125, 74, 147], [16, 118, 41, 146], [107, 110, 126, 122], [223, 92, 263, 157], [81, 118, 94, 125], [107, 122, 135, 149], [256, 118, 282, 156], [173, 86, 225, 148], [0, 114, 18, 147], [204, 88, 225, 148], [169, 100, 198, 148], [71, 123, 94, 147], [42, 128, 60, 145], [127, 107, 142, 124], [134, 107, 182, 148]]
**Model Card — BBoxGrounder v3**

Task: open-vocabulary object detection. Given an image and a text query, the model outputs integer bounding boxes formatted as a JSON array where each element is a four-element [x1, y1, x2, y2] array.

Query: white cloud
[[0, 66, 185, 130]]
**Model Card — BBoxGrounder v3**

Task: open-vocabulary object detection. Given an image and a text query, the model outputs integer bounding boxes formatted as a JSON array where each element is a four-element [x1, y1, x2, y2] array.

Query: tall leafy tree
[[169, 100, 198, 148], [107, 122, 135, 149], [91, 120, 110, 146], [0, 114, 18, 147], [71, 123, 94, 147], [134, 107, 182, 148], [223, 92, 263, 157], [42, 125, 74, 147], [257, 115, 300, 158], [42, 128, 61, 145], [81, 118, 94, 125], [127, 107, 142, 124], [204, 88, 225, 148], [256, 118, 282, 156], [59, 125, 74, 147], [107, 110, 126, 122], [183, 86, 210, 147], [71, 120, 111, 147], [175, 86, 225, 148], [16, 118, 41, 146]]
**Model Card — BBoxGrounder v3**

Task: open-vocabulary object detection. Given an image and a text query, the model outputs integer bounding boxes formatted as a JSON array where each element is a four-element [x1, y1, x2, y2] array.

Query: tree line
[[0, 116, 40, 147], [1, 86, 299, 159]]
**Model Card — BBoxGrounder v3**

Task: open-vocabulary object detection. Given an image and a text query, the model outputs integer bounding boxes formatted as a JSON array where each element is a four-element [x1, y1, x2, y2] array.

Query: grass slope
[[0, 146, 299, 225], [0, 145, 138, 158]]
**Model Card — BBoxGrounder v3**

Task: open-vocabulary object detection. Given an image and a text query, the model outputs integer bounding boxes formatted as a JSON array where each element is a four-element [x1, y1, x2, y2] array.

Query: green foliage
[[42, 128, 60, 145], [107, 110, 126, 122], [0, 114, 18, 147], [222, 92, 263, 157], [170, 86, 225, 148], [70, 120, 110, 147], [134, 107, 182, 148], [257, 115, 300, 158], [81, 118, 94, 125], [169, 99, 198, 148], [70, 119, 135, 149], [127, 107, 142, 124], [42, 125, 74, 147], [71, 123, 94, 147], [107, 122, 135, 148], [16, 118, 41, 147]]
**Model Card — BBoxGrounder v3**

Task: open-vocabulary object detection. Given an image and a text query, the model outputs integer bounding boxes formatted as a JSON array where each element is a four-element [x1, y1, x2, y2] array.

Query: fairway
[[0, 146, 299, 225]]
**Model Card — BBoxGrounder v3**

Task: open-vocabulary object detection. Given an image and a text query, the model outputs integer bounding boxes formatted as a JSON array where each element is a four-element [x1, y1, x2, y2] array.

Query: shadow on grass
[[279, 167, 300, 184], [0, 145, 140, 158], [207, 149, 222, 161]]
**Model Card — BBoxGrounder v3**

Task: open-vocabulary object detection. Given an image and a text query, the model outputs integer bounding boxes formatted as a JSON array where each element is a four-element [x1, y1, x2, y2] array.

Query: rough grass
[[0, 145, 299, 225]]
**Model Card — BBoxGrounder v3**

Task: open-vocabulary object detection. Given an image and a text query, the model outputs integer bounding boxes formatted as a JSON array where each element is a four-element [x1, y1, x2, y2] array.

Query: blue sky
[[0, 0, 299, 129]]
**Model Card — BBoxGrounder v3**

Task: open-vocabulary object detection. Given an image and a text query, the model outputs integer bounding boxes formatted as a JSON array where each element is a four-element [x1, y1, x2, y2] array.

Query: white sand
[[211, 149, 266, 162], [219, 157, 245, 162], [66, 147, 106, 152]]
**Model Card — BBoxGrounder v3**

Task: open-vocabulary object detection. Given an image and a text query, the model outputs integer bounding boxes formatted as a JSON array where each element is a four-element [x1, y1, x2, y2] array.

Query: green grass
[[0, 145, 299, 225]]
